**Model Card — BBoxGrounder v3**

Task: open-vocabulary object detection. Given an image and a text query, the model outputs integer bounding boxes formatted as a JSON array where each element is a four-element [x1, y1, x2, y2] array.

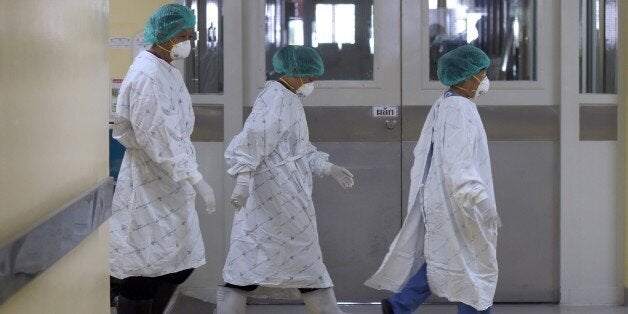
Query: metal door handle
[[385, 119, 398, 130]]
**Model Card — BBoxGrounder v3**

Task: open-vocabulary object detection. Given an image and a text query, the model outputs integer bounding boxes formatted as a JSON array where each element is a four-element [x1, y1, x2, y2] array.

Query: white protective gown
[[365, 92, 498, 311], [223, 81, 333, 289], [110, 51, 206, 279]]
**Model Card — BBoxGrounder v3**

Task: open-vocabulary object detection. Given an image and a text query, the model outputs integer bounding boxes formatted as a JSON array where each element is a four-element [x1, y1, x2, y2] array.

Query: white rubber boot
[[301, 288, 345, 314], [216, 286, 248, 314]]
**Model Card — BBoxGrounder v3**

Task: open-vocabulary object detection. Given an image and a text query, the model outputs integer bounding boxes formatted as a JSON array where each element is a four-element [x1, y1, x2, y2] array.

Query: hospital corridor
[[0, 0, 627, 313]]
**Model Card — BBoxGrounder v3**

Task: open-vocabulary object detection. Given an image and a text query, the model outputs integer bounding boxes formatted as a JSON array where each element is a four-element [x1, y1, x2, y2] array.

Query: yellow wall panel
[[0, 224, 110, 314], [109, 0, 174, 78], [0, 0, 110, 312], [0, 0, 109, 245]]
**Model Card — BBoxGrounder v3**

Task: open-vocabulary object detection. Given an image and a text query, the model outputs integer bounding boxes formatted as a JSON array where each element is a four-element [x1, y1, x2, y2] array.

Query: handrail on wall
[[0, 178, 114, 305]]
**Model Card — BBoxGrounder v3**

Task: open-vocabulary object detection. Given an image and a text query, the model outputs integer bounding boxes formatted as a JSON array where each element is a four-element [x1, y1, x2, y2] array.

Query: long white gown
[[110, 51, 205, 279], [223, 81, 333, 289], [366, 91, 498, 311]]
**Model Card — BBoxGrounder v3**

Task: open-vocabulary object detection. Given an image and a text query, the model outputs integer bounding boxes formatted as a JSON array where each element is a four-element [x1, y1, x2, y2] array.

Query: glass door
[[245, 0, 402, 302], [402, 0, 560, 303]]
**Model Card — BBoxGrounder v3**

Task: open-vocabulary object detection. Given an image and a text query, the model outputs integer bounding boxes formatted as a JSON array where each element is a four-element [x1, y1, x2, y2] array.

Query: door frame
[[242, 0, 401, 107]]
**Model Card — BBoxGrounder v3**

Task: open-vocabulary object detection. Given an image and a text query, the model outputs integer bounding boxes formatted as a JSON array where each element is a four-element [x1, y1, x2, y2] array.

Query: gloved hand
[[193, 179, 216, 214], [477, 198, 502, 230], [230, 172, 251, 211], [328, 164, 354, 189]]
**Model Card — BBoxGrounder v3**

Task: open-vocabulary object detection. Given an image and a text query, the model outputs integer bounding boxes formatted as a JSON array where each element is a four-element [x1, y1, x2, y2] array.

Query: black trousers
[[225, 282, 319, 294], [118, 268, 194, 300]]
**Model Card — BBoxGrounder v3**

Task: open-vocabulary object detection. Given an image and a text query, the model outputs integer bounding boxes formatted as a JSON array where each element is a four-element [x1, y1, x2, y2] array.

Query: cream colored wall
[[109, 0, 174, 78], [0, 0, 109, 246], [0, 0, 110, 312], [0, 225, 110, 314]]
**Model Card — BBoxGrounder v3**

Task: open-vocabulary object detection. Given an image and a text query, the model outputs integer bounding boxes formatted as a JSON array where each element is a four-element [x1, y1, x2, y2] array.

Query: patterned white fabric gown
[[366, 92, 498, 311], [224, 81, 333, 289], [110, 51, 206, 279]]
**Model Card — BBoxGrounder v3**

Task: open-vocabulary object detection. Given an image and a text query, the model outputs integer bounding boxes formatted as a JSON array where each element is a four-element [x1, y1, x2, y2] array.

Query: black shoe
[[117, 296, 153, 314], [381, 298, 394, 314]]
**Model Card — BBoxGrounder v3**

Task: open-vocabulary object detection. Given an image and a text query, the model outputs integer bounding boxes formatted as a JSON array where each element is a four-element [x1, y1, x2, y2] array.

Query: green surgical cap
[[145, 4, 196, 44], [272, 45, 324, 78], [437, 45, 490, 86]]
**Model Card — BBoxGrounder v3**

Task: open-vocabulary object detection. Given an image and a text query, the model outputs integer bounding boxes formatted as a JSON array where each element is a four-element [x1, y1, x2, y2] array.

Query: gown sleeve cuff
[[227, 162, 257, 177], [322, 162, 333, 176], [187, 171, 203, 185], [472, 192, 489, 208], [236, 172, 251, 186], [454, 188, 488, 209]]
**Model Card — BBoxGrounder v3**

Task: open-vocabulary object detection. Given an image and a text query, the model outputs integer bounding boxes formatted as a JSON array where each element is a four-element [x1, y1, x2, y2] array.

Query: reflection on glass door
[[428, 0, 536, 81], [185, 0, 224, 94], [265, 0, 374, 80], [580, 0, 617, 94]]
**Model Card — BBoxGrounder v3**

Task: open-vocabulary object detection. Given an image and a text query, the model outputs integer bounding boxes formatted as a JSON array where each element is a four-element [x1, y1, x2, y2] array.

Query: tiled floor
[[164, 295, 628, 314]]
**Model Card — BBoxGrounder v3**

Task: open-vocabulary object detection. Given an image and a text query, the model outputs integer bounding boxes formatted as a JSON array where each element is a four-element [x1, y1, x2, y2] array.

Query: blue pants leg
[[457, 303, 493, 314], [386, 263, 432, 314]]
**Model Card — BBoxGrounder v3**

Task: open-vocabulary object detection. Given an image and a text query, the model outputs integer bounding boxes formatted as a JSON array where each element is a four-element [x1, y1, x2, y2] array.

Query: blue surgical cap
[[272, 45, 325, 78], [437, 45, 490, 86], [144, 4, 196, 45]]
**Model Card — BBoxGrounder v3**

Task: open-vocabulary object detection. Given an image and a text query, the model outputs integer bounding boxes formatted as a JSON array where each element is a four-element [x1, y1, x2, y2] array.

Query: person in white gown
[[365, 45, 502, 314], [109, 4, 215, 313], [218, 45, 355, 314]]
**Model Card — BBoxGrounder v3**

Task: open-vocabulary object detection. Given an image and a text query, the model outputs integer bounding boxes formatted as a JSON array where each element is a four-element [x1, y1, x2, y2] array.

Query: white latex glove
[[230, 172, 251, 212], [193, 179, 216, 214], [477, 198, 502, 230], [328, 164, 354, 189]]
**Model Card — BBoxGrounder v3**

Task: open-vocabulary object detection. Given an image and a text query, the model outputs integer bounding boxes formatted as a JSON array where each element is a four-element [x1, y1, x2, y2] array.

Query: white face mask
[[296, 82, 315, 98], [474, 76, 490, 98], [170, 40, 191, 60]]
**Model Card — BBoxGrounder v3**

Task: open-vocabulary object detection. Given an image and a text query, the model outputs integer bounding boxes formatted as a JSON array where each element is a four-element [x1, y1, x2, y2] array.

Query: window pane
[[429, 0, 537, 81], [265, 0, 374, 81], [580, 0, 617, 94], [334, 5, 356, 45], [184, 0, 224, 94], [288, 20, 304, 45], [315, 4, 334, 44]]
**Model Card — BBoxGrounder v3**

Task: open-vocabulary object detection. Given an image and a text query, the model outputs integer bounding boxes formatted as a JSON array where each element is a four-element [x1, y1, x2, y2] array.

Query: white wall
[[560, 1, 624, 305]]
